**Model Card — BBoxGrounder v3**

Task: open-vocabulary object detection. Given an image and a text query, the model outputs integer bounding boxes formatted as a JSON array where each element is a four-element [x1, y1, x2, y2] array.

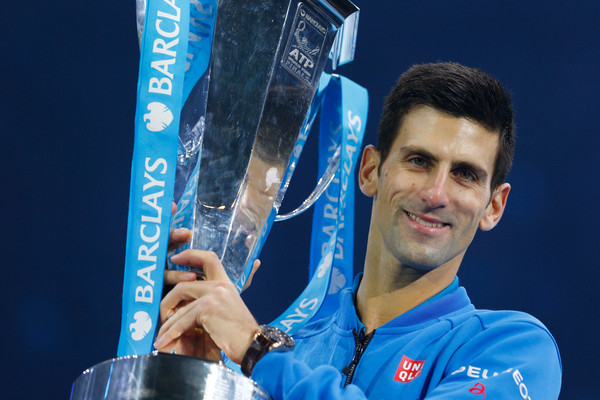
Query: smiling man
[[155, 62, 562, 399]]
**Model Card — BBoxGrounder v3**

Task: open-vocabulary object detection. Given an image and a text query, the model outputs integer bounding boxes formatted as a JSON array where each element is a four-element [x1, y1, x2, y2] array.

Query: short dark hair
[[377, 62, 515, 190]]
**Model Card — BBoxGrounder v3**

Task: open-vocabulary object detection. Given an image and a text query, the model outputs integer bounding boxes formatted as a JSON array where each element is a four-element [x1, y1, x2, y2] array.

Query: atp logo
[[130, 311, 152, 341], [144, 102, 174, 132]]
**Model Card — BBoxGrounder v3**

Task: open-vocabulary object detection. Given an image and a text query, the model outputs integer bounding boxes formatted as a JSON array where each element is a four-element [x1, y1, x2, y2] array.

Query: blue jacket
[[252, 277, 562, 399]]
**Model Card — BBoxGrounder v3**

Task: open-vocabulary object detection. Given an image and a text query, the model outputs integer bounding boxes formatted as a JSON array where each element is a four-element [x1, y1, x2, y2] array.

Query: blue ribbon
[[270, 75, 367, 334], [117, 0, 192, 357]]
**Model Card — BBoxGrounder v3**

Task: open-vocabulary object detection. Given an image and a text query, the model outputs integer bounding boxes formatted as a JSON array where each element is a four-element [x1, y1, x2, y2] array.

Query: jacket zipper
[[342, 328, 376, 386]]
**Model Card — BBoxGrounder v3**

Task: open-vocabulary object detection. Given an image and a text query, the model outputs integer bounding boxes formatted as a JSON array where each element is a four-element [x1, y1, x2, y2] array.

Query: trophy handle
[[275, 145, 341, 222]]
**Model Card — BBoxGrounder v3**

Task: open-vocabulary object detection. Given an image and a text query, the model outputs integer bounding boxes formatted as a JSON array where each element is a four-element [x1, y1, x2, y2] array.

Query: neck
[[356, 244, 461, 333]]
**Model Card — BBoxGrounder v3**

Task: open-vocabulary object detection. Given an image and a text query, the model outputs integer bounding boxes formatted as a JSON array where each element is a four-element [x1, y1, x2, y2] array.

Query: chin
[[398, 249, 452, 272], [406, 262, 441, 273]]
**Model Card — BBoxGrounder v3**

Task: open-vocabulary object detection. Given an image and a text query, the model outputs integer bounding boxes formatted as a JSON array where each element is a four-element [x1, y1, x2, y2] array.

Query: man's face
[[361, 105, 509, 271]]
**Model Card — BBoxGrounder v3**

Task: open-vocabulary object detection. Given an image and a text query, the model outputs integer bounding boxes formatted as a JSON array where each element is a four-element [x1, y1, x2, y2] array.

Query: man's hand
[[154, 250, 260, 364]]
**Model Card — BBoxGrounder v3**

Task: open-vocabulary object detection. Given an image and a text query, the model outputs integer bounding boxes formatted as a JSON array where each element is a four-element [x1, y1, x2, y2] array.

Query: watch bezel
[[260, 325, 295, 350]]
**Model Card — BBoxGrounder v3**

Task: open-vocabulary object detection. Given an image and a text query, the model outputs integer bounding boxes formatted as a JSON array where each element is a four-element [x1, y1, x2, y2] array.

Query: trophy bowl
[[71, 353, 270, 400]]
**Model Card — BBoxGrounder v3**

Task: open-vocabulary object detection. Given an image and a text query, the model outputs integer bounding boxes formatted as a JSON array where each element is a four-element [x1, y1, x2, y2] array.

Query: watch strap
[[241, 325, 294, 376]]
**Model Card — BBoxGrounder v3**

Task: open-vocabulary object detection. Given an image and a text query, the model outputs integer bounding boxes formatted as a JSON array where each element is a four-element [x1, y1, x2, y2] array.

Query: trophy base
[[71, 352, 270, 399]]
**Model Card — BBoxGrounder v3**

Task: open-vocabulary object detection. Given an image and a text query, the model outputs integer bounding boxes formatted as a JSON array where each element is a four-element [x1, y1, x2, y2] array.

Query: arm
[[254, 315, 561, 400], [253, 352, 368, 400], [425, 316, 562, 399]]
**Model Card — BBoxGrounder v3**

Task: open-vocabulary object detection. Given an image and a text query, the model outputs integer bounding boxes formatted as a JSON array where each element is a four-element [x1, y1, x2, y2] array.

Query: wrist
[[240, 325, 295, 376]]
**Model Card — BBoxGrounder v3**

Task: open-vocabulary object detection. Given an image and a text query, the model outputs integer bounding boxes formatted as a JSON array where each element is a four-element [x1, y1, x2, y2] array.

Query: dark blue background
[[2, 1, 598, 398]]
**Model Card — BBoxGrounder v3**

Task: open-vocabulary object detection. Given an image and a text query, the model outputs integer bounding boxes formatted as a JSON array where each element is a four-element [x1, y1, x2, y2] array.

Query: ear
[[479, 183, 511, 231], [358, 145, 380, 197]]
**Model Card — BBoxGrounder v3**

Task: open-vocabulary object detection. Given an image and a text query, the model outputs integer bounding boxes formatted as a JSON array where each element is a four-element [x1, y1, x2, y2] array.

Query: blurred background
[[2, 0, 598, 398]]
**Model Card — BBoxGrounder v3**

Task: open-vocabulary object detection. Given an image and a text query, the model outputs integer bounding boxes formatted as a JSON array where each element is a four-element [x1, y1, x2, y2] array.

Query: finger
[[155, 301, 202, 350], [170, 250, 229, 282], [164, 269, 197, 286], [168, 228, 192, 251], [171, 201, 177, 215], [242, 259, 261, 292], [160, 280, 229, 322], [160, 280, 205, 322]]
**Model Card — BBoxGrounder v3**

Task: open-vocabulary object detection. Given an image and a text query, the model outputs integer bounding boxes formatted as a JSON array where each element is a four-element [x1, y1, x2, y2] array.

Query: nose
[[419, 168, 450, 209]]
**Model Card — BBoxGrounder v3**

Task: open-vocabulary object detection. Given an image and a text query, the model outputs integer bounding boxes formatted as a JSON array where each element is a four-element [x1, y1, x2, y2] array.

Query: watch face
[[262, 325, 295, 349]]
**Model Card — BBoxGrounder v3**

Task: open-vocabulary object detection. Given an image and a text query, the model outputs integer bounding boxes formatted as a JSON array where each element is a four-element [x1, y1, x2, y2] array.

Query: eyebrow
[[397, 145, 489, 182]]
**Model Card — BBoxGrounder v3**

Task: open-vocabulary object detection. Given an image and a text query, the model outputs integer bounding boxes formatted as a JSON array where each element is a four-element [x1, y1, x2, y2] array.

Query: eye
[[409, 156, 429, 168], [455, 169, 475, 181]]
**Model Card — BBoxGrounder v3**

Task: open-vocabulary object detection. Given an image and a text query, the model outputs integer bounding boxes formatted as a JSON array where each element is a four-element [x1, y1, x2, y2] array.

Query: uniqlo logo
[[394, 355, 425, 382]]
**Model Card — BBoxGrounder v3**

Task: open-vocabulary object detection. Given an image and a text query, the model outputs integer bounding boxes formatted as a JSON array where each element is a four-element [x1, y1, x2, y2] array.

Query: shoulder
[[431, 309, 562, 398], [444, 308, 559, 354], [458, 309, 558, 346], [444, 308, 562, 379]]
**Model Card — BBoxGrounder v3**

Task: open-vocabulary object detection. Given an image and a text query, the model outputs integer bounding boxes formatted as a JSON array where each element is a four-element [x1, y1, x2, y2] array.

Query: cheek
[[455, 196, 490, 227]]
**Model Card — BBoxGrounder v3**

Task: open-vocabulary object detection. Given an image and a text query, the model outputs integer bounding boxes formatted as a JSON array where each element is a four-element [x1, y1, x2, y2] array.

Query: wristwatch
[[241, 325, 295, 376]]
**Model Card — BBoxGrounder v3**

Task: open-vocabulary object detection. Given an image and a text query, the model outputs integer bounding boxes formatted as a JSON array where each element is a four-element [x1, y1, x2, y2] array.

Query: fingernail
[[183, 272, 197, 280]]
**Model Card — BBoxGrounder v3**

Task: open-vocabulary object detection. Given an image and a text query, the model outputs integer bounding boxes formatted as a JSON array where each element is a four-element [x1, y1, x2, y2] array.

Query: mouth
[[405, 211, 448, 228]]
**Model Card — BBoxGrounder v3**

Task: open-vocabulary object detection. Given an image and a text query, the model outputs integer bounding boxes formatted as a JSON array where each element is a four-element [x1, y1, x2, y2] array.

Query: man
[[154, 62, 562, 398]]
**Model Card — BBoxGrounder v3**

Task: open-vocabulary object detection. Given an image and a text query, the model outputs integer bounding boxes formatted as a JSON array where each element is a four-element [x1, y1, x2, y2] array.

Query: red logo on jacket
[[394, 355, 425, 382]]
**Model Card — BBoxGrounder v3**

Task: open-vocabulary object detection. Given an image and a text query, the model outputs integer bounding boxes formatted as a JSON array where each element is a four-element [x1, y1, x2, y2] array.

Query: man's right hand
[[155, 250, 261, 364]]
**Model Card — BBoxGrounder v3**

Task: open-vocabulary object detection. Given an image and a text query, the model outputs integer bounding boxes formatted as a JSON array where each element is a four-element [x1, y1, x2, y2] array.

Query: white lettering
[[143, 172, 165, 192], [145, 157, 167, 174], [142, 191, 164, 224], [451, 366, 466, 375], [335, 238, 344, 260], [324, 178, 339, 202], [299, 297, 319, 310], [134, 158, 167, 304], [139, 242, 159, 262], [323, 204, 337, 219], [153, 38, 178, 57], [279, 297, 319, 332], [140, 224, 160, 243], [467, 365, 481, 378], [512, 370, 531, 399], [289, 48, 299, 61], [347, 111, 361, 142], [451, 365, 508, 380], [137, 264, 156, 286], [322, 224, 335, 237], [149, 77, 172, 95], [135, 285, 153, 303], [156, 18, 180, 38], [151, 58, 176, 80], [191, 0, 213, 15]]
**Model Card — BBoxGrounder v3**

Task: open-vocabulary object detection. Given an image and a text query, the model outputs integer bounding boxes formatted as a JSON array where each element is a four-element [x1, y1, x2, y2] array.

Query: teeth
[[407, 212, 445, 228]]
